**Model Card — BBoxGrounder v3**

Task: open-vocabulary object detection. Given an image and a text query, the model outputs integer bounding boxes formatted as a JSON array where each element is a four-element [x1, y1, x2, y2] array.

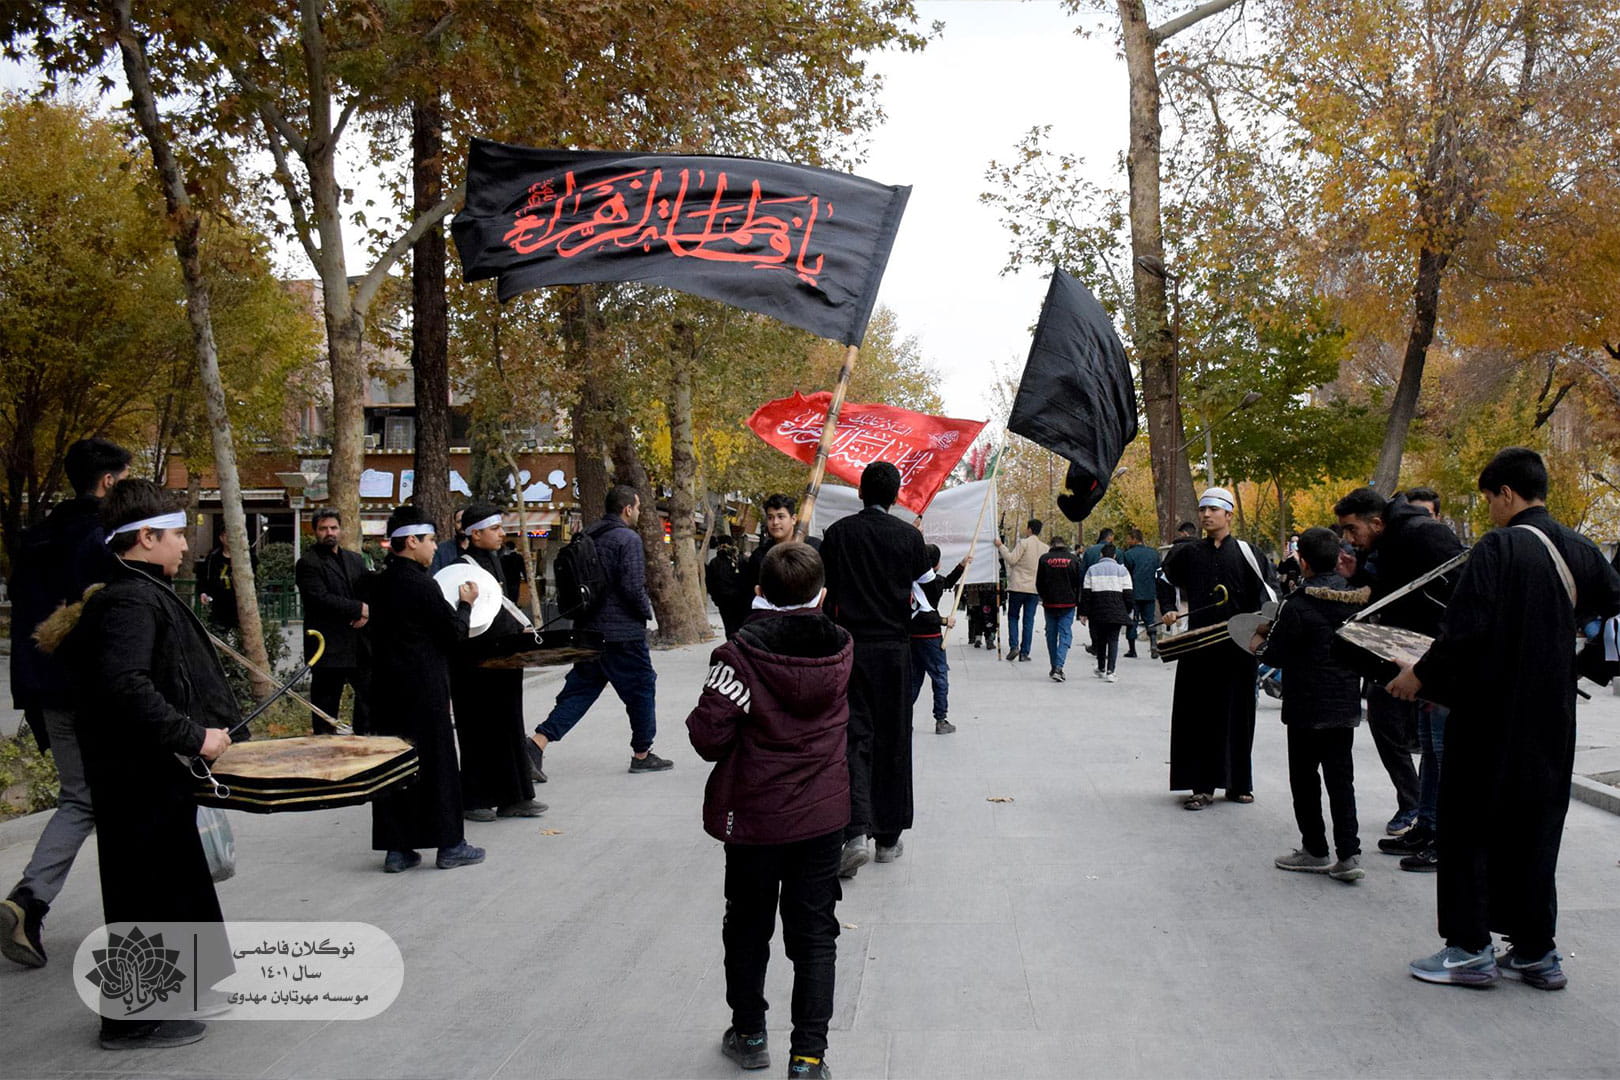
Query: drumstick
[[227, 632, 333, 739], [209, 631, 349, 734]]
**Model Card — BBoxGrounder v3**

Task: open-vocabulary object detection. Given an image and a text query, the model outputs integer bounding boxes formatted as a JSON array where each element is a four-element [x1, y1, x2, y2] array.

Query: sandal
[[1183, 793, 1213, 811], [1224, 792, 1255, 804]]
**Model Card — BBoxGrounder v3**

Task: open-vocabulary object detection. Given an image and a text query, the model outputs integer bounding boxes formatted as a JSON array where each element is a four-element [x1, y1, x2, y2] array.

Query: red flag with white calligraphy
[[746, 392, 987, 514]]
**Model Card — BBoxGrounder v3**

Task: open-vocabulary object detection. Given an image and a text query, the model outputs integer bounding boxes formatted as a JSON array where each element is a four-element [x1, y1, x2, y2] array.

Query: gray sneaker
[[629, 751, 674, 773], [1499, 947, 1567, 990], [1328, 855, 1365, 882], [1409, 944, 1498, 986], [838, 837, 870, 879], [874, 839, 904, 863], [1274, 849, 1332, 873]]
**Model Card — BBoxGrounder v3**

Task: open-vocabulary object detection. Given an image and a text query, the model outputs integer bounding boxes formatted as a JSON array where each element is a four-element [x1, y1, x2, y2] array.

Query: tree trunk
[[564, 288, 611, 525], [1373, 245, 1448, 493], [1274, 475, 1289, 554], [609, 431, 706, 645], [411, 93, 453, 537], [664, 336, 710, 641], [1118, 0, 1199, 541], [115, 0, 272, 698]]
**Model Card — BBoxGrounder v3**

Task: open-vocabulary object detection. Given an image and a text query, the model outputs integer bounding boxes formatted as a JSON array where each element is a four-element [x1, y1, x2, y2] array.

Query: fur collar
[[33, 583, 105, 655], [1303, 584, 1371, 605]]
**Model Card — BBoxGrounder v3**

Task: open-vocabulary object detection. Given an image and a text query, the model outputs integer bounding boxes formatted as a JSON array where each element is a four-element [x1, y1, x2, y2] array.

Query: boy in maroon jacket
[[688, 542, 853, 1080]]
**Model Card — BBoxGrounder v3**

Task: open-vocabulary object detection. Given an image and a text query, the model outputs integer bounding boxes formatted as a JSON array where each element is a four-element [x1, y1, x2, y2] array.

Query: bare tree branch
[[257, 110, 320, 267], [228, 61, 308, 156], [352, 184, 464, 313], [1152, 0, 1244, 45]]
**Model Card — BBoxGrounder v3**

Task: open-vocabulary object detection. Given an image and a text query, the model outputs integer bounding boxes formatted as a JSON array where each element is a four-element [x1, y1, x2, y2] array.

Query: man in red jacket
[[688, 542, 851, 1080]]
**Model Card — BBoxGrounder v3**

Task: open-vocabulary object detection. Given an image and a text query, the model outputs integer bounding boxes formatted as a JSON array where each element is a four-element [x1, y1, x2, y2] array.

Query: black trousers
[[1285, 726, 1359, 860], [310, 665, 371, 735], [1090, 621, 1122, 672], [1364, 686, 1419, 815], [724, 830, 843, 1057]]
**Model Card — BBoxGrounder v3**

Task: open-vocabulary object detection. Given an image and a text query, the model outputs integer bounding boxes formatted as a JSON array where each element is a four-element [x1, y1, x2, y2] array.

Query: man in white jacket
[[994, 519, 1049, 663]]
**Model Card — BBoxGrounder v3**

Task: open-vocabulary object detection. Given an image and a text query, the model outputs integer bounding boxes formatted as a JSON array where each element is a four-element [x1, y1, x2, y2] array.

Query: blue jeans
[[908, 637, 950, 720], [1044, 608, 1075, 671], [1007, 592, 1039, 657], [537, 638, 658, 753], [1416, 702, 1448, 832]]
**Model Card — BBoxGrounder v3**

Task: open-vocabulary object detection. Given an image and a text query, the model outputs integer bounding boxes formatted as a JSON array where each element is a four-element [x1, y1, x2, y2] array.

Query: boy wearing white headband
[[1158, 487, 1279, 811], [365, 505, 485, 874]]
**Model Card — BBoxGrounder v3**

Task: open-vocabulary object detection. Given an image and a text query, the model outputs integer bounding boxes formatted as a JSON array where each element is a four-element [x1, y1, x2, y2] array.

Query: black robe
[[450, 547, 535, 811], [1413, 507, 1620, 952], [1161, 534, 1278, 794], [66, 560, 238, 1022], [821, 507, 932, 838], [367, 555, 472, 851]]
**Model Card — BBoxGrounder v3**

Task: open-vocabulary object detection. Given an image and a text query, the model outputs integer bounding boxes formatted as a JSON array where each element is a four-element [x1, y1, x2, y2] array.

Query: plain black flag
[[451, 139, 910, 347], [1007, 268, 1139, 522]]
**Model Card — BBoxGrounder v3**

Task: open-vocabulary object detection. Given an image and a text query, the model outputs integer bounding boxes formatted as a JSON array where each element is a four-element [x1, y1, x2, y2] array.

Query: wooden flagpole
[[938, 439, 1005, 624], [792, 343, 860, 541]]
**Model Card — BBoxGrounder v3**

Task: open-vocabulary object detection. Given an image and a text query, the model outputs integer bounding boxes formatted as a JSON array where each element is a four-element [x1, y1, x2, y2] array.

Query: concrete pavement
[[2, 620, 1619, 1079]]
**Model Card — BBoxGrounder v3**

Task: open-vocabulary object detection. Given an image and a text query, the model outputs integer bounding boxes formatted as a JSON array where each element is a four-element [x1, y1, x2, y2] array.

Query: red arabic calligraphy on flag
[[452, 141, 910, 347], [746, 392, 987, 514]]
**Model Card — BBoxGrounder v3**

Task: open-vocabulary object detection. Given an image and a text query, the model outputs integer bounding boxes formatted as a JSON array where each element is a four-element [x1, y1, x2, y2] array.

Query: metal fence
[[173, 579, 302, 622]]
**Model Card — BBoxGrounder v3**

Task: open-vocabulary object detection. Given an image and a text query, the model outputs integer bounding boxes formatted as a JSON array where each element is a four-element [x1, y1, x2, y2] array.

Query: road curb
[[1572, 773, 1620, 817], [0, 806, 50, 852]]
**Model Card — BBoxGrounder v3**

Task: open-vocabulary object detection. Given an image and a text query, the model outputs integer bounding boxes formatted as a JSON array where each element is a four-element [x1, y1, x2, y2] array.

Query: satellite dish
[[434, 562, 502, 637]]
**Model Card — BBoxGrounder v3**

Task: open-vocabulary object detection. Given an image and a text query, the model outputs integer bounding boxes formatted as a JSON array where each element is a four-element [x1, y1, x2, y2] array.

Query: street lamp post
[[1172, 391, 1263, 488]]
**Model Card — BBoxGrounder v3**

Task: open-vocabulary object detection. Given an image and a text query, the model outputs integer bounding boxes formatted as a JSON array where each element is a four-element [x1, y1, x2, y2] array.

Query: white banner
[[810, 480, 998, 585]]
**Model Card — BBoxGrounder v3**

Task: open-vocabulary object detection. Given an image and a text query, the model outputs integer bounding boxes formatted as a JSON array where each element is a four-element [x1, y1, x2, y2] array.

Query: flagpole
[[793, 343, 860, 542], [939, 439, 1005, 624]]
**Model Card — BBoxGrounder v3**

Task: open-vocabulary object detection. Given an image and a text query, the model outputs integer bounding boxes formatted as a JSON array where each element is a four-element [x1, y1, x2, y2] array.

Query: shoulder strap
[[1515, 524, 1577, 607], [1235, 540, 1278, 605]]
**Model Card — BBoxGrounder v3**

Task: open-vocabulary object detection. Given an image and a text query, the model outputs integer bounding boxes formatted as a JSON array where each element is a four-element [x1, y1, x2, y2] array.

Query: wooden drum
[[1157, 620, 1232, 662], [194, 735, 419, 814]]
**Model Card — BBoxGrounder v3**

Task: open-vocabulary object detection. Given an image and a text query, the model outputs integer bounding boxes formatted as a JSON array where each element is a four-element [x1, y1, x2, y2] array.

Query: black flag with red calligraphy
[[451, 139, 911, 347], [1008, 268, 1139, 523]]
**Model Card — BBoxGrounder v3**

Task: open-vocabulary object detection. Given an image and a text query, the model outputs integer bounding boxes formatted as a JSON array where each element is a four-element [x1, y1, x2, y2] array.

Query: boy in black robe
[[818, 463, 932, 877], [448, 503, 546, 822], [52, 480, 234, 1049], [367, 505, 486, 873], [1159, 488, 1278, 810], [1391, 448, 1620, 989]]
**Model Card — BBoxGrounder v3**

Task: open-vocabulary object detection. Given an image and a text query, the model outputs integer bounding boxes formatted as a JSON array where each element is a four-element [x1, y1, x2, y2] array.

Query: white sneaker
[[1093, 669, 1105, 679], [1104, 672, 1117, 683]]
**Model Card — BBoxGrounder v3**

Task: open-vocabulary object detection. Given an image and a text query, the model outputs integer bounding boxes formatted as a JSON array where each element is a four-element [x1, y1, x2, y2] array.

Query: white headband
[[389, 523, 436, 540], [1198, 488, 1235, 512], [751, 588, 826, 612], [107, 511, 187, 542], [464, 514, 502, 533]]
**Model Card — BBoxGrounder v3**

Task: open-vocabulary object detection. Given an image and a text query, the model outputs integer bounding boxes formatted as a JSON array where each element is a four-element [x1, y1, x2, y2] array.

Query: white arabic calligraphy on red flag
[[746, 392, 987, 514]]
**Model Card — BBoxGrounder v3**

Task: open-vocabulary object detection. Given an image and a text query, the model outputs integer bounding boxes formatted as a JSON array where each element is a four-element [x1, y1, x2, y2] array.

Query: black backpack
[[552, 527, 608, 619]]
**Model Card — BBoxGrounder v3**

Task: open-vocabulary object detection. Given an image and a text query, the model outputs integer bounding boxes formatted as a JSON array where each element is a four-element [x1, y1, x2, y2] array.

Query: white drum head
[[434, 563, 503, 637], [1228, 612, 1270, 655]]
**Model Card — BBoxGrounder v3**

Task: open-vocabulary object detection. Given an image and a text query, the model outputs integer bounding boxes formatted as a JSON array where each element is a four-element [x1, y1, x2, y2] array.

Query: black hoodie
[[1357, 495, 1465, 636]]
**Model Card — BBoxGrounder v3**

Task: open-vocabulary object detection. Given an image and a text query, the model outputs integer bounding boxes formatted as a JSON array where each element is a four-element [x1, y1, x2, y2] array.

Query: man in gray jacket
[[527, 485, 673, 776]]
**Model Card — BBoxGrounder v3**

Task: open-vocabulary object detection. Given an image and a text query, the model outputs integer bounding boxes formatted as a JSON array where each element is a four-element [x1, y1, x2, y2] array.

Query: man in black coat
[[1391, 448, 1620, 989], [1336, 486, 1465, 860], [366, 505, 486, 874], [54, 480, 235, 1049], [294, 509, 374, 734], [449, 503, 546, 822], [1, 438, 129, 971], [819, 463, 932, 878]]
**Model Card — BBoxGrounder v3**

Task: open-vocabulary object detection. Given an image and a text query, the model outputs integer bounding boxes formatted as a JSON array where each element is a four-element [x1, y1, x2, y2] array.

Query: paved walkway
[[2, 622, 1618, 1079]]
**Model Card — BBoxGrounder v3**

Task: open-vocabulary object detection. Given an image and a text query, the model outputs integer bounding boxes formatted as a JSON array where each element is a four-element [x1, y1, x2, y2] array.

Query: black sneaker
[[934, 719, 956, 734], [721, 1027, 770, 1070], [436, 841, 486, 869], [1017, 653, 1032, 662], [629, 751, 674, 773], [1399, 845, 1439, 872], [788, 1055, 831, 1078], [1378, 827, 1432, 855], [1005, 648, 1019, 661], [0, 893, 47, 968], [100, 1019, 207, 1050], [383, 850, 422, 873], [463, 808, 498, 823], [524, 738, 548, 783], [497, 799, 548, 817]]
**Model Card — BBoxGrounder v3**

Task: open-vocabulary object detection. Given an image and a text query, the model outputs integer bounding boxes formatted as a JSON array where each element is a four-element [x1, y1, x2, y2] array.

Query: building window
[[384, 415, 415, 451]]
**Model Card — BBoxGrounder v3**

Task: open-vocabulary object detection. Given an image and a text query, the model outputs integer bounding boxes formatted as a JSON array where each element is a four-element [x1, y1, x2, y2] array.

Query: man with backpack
[[2, 438, 130, 970], [526, 485, 673, 777]]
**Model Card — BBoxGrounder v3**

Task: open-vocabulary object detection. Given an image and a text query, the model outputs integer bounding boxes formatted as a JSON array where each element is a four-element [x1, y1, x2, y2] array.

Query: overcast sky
[[863, 1, 1126, 419], [3, 1, 1128, 421]]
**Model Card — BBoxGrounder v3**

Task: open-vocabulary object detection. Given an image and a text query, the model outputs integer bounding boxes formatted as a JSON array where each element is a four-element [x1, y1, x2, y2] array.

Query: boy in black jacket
[[1253, 527, 1367, 883], [910, 543, 968, 734]]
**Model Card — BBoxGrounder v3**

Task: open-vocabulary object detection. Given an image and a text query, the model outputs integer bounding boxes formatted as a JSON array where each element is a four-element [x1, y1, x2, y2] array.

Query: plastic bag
[[197, 805, 237, 883]]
